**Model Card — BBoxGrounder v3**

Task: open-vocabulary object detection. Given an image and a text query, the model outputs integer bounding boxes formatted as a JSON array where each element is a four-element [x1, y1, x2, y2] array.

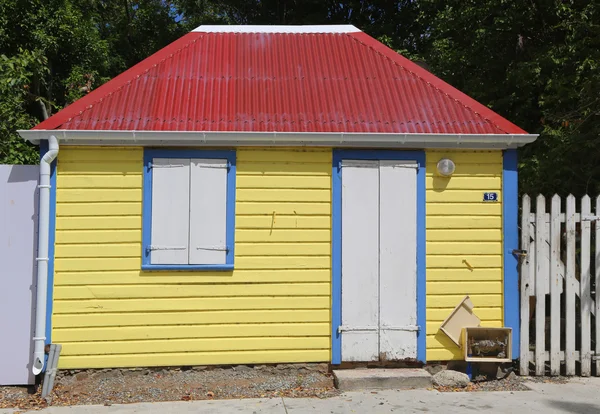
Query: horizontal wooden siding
[[53, 147, 331, 368], [425, 150, 504, 360]]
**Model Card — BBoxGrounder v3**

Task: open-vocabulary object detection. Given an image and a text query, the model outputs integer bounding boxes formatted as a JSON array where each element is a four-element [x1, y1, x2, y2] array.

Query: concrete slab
[[333, 368, 432, 391]]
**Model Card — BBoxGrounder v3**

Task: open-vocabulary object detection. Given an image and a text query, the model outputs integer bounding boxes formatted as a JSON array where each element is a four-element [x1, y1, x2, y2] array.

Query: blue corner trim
[[39, 140, 57, 350], [331, 150, 426, 364], [503, 149, 519, 359], [142, 148, 236, 271]]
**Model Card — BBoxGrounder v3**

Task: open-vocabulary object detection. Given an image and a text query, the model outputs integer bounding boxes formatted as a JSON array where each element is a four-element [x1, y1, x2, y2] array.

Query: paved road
[[2, 378, 600, 413]]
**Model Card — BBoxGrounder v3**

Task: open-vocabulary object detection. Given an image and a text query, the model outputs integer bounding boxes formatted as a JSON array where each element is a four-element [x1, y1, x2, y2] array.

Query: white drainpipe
[[32, 135, 59, 375]]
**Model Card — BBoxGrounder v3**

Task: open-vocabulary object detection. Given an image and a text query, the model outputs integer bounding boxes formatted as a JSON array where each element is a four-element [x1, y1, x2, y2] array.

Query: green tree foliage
[[0, 0, 598, 198], [414, 0, 600, 197]]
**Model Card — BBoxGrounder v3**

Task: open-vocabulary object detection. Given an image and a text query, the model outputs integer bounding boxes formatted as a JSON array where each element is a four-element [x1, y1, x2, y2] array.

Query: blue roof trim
[[503, 149, 519, 359], [142, 148, 236, 271], [331, 149, 426, 364]]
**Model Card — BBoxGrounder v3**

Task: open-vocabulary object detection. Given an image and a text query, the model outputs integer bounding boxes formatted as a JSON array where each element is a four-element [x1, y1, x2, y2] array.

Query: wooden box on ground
[[461, 327, 512, 362]]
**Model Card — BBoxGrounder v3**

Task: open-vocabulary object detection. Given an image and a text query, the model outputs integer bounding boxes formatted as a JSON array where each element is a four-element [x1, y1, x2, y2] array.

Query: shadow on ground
[[547, 400, 600, 414]]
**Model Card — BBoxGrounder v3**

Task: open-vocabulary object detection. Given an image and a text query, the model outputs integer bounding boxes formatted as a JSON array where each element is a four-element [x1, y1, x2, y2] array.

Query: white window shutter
[[188, 158, 228, 265], [150, 158, 190, 265]]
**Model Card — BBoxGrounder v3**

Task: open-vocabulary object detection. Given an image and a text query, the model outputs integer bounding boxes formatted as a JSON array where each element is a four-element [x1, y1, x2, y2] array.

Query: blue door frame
[[331, 150, 427, 364]]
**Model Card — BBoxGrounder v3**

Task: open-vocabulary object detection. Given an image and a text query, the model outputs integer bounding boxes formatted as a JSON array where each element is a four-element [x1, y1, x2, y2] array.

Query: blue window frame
[[142, 148, 236, 271]]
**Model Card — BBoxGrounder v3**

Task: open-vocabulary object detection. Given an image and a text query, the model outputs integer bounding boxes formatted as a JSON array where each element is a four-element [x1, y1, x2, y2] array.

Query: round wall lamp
[[436, 158, 456, 177]]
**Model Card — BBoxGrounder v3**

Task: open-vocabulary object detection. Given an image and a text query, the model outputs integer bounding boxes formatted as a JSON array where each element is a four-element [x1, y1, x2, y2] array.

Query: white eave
[[192, 25, 361, 33], [17, 130, 538, 149]]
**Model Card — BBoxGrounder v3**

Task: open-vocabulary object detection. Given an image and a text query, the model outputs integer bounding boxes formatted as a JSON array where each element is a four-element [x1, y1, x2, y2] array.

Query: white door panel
[[340, 158, 418, 362], [341, 160, 379, 361]]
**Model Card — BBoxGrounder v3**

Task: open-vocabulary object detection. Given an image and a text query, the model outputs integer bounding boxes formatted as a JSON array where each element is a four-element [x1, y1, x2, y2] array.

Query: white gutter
[[32, 135, 59, 375], [18, 130, 538, 149]]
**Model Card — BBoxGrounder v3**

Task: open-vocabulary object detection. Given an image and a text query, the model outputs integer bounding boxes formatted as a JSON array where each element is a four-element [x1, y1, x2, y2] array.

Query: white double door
[[340, 159, 418, 361]]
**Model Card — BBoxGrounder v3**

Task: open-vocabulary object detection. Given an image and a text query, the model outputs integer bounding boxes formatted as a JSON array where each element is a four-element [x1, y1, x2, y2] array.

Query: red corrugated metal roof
[[33, 26, 527, 134]]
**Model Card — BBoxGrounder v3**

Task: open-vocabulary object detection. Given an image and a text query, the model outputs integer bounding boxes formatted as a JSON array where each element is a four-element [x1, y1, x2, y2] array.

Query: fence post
[[535, 195, 547, 375], [580, 196, 592, 376], [550, 195, 561, 375], [596, 195, 600, 376], [520, 195, 531, 375], [565, 195, 577, 375]]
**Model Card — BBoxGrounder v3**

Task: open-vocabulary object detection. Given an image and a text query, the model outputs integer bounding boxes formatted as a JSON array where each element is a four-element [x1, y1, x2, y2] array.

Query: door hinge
[[146, 245, 186, 253], [380, 325, 420, 332], [196, 245, 229, 252], [337, 325, 420, 334]]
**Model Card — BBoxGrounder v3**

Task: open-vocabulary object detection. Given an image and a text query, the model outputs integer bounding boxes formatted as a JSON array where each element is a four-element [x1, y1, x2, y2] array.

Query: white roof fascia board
[[192, 25, 361, 34], [18, 130, 539, 149]]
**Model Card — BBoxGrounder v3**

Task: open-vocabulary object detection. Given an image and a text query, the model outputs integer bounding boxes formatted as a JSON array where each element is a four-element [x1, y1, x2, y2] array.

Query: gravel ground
[[0, 364, 337, 411], [433, 372, 571, 393]]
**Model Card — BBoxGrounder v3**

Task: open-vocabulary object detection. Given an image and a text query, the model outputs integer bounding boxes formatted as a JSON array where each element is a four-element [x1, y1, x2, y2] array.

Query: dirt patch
[[0, 364, 338, 409]]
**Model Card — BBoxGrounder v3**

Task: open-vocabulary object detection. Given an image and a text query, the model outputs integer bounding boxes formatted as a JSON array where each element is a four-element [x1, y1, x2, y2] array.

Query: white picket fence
[[520, 194, 600, 376]]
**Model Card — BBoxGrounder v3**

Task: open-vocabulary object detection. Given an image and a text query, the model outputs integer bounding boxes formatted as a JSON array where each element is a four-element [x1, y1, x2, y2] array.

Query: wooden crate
[[461, 327, 512, 362]]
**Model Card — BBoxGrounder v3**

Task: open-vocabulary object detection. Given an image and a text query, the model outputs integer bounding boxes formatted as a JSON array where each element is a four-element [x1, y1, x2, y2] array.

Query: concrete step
[[333, 368, 432, 391]]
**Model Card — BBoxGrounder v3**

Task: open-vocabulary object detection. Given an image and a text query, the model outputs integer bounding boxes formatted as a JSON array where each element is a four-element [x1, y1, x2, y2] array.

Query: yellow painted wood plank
[[426, 294, 502, 308], [427, 256, 502, 269], [426, 203, 501, 216], [53, 296, 330, 314], [57, 189, 142, 203], [427, 307, 502, 322], [54, 283, 330, 300], [236, 243, 330, 256], [426, 229, 502, 242], [237, 150, 331, 163], [237, 175, 330, 189], [56, 217, 141, 230], [237, 189, 330, 202], [427, 242, 502, 255], [426, 268, 501, 281], [427, 332, 463, 349], [236, 215, 330, 229], [56, 242, 330, 258], [236, 256, 331, 269], [426, 190, 502, 203], [427, 216, 501, 229], [55, 256, 330, 271], [55, 230, 141, 244], [426, 320, 502, 335], [58, 161, 141, 175], [426, 347, 462, 361], [236, 229, 331, 242], [60, 336, 330, 356], [55, 324, 329, 343], [425, 151, 502, 164], [427, 281, 502, 295], [54, 309, 330, 328], [237, 202, 331, 215], [426, 165, 502, 176], [56, 244, 141, 258], [238, 162, 331, 175], [57, 175, 142, 189], [57, 203, 142, 217], [58, 349, 329, 369], [55, 269, 331, 285], [426, 176, 501, 190], [60, 227, 331, 244], [59, 148, 142, 163]]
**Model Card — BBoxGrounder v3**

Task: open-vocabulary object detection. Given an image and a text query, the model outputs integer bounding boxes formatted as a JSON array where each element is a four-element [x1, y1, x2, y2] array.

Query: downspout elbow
[[33, 135, 59, 375]]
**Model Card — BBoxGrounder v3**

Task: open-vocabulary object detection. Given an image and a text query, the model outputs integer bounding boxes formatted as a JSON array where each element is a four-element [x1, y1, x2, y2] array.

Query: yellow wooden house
[[19, 25, 537, 370]]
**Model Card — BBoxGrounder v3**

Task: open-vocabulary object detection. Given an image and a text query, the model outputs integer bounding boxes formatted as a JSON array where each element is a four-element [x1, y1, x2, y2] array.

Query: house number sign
[[483, 192, 498, 202]]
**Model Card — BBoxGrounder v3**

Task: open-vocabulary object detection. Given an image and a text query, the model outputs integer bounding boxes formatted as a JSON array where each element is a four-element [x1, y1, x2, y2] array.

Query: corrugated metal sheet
[[34, 30, 526, 134]]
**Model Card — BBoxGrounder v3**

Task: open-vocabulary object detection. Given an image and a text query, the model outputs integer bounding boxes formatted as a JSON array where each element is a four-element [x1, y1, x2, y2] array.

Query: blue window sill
[[141, 264, 234, 272]]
